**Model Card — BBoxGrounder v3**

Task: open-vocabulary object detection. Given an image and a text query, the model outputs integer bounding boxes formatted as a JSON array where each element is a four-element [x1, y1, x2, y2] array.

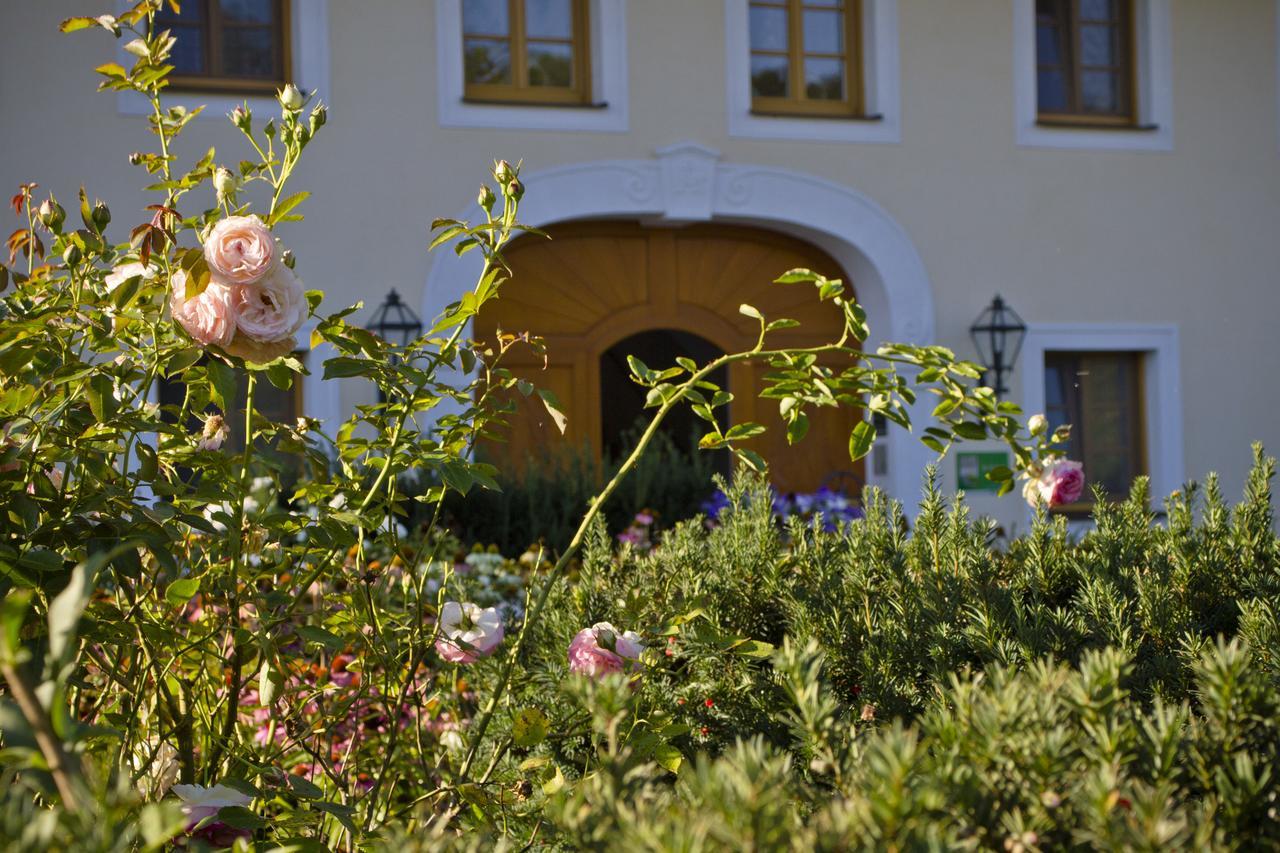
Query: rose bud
[[309, 103, 327, 133], [477, 184, 496, 211], [507, 179, 524, 201], [493, 159, 515, 183], [62, 243, 82, 266], [1028, 413, 1048, 436], [213, 167, 237, 199], [91, 202, 111, 231], [278, 83, 304, 112], [230, 104, 252, 131]]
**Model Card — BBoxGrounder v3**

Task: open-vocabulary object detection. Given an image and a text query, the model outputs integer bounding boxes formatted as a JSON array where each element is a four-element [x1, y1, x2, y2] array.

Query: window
[[156, 0, 290, 94], [1035, 0, 1134, 124], [748, 0, 862, 116], [462, 0, 591, 105], [1044, 351, 1144, 506]]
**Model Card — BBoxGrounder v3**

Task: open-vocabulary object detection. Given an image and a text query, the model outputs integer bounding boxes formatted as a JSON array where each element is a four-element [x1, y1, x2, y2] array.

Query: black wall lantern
[[368, 289, 423, 402], [969, 294, 1026, 400], [368, 289, 423, 349]]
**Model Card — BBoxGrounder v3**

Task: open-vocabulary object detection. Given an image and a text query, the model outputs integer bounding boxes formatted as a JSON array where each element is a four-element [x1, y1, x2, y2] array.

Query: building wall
[[3, 0, 1279, 532]]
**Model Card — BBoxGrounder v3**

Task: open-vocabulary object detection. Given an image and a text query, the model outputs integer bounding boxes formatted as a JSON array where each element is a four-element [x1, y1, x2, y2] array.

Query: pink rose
[[435, 601, 505, 664], [1024, 459, 1085, 508], [170, 269, 237, 348], [567, 622, 645, 679], [203, 215, 276, 285], [231, 261, 306, 343]]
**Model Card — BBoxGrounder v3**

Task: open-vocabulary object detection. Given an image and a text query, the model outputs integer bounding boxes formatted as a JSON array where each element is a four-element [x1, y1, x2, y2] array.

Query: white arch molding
[[421, 144, 938, 507]]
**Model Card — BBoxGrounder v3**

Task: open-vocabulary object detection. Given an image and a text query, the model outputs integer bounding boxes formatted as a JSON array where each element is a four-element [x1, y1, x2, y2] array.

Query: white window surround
[[435, 0, 629, 133], [1020, 323, 1184, 507], [115, 0, 331, 119], [725, 0, 901, 144], [1013, 0, 1173, 152]]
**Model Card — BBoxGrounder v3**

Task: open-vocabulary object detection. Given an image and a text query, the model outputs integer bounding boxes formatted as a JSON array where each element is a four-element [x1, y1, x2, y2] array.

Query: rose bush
[[0, 4, 1152, 851]]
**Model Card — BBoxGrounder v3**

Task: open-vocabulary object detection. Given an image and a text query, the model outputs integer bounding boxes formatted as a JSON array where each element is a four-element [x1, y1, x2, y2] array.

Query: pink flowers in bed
[[567, 622, 645, 679], [168, 215, 306, 361]]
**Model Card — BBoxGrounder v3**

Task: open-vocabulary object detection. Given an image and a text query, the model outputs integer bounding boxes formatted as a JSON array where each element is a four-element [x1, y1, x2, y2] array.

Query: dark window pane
[[1045, 365, 1065, 408], [223, 26, 275, 78], [169, 24, 207, 74], [806, 0, 843, 6], [751, 53, 789, 98], [463, 0, 510, 36], [527, 41, 573, 87], [220, 0, 274, 24], [1079, 0, 1113, 22], [1080, 24, 1113, 65], [1081, 69, 1118, 111], [1036, 23, 1061, 64], [464, 39, 512, 84], [803, 9, 843, 54], [526, 0, 572, 39], [749, 5, 788, 52], [804, 57, 844, 100], [1037, 69, 1069, 111]]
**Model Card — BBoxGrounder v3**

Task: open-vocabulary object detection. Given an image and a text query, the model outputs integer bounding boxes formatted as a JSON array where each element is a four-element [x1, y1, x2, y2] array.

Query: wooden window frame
[[159, 0, 292, 96], [462, 0, 592, 106], [1044, 350, 1147, 515], [1035, 0, 1136, 127], [749, 0, 864, 118]]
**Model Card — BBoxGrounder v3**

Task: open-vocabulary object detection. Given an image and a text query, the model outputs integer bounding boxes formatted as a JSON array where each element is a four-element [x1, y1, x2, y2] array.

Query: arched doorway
[[474, 220, 863, 493], [599, 329, 730, 472]]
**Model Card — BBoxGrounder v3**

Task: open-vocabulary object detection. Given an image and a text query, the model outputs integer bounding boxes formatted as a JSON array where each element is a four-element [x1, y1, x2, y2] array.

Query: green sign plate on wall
[[956, 451, 1011, 492]]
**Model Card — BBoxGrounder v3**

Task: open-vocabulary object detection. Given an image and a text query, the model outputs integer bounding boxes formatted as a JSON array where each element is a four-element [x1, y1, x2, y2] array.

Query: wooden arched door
[[474, 221, 862, 493]]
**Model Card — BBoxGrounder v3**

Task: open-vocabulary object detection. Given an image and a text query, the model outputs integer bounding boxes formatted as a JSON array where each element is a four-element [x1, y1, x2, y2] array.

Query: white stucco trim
[[116, 0, 332, 119], [420, 146, 937, 506], [725, 0, 901, 143], [1013, 0, 1173, 152], [1020, 323, 1184, 504], [435, 0, 629, 133]]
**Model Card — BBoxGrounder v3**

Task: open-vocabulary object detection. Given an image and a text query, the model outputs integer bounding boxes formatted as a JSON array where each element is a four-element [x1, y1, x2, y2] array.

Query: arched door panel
[[474, 221, 863, 493]]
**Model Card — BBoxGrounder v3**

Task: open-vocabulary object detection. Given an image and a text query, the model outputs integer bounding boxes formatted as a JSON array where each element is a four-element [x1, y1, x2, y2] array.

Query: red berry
[[676, 698, 685, 705], [704, 698, 714, 708], [700, 726, 709, 736]]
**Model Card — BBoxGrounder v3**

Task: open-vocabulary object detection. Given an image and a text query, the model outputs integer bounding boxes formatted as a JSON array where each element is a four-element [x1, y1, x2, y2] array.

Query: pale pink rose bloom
[[172, 783, 251, 826], [203, 214, 276, 285], [1024, 459, 1085, 508], [435, 601, 505, 663], [103, 261, 153, 293], [231, 261, 306, 343], [170, 269, 237, 348], [567, 622, 645, 679]]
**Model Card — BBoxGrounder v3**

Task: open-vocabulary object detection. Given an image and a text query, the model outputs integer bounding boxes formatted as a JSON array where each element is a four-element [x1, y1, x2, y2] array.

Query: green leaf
[[773, 268, 820, 284], [206, 359, 237, 410], [537, 389, 568, 434], [216, 806, 264, 831], [268, 191, 310, 227], [49, 553, 108, 665], [786, 412, 809, 445], [985, 465, 1014, 482], [439, 460, 474, 495], [953, 421, 987, 441], [295, 625, 344, 651], [725, 422, 766, 441], [653, 743, 684, 774], [59, 17, 99, 32], [626, 355, 655, 385], [286, 773, 324, 800], [848, 420, 875, 461], [0, 590, 33, 666], [164, 577, 199, 608], [511, 707, 549, 748], [735, 448, 768, 473], [738, 303, 763, 321]]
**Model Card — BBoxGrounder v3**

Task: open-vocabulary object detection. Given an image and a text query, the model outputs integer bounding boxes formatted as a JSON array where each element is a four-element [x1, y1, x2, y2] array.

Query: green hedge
[[436, 447, 1280, 851]]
